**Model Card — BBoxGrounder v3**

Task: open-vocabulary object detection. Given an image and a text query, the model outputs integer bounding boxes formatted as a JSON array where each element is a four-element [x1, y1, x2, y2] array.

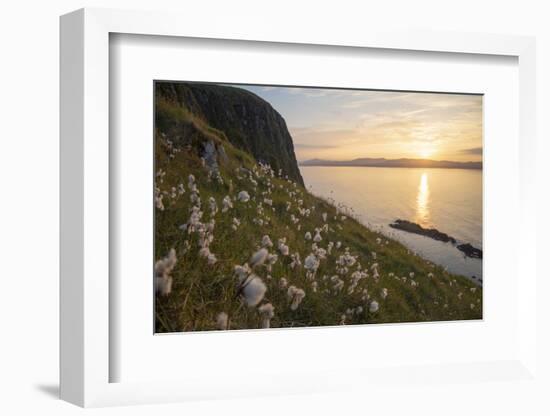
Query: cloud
[[460, 147, 483, 155], [294, 143, 339, 149]]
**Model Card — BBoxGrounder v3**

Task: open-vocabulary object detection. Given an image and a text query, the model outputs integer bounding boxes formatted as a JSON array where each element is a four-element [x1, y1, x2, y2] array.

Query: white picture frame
[[60, 7, 538, 407]]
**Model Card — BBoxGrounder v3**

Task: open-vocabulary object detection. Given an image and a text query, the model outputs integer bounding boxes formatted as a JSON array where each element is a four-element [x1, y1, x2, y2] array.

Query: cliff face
[[155, 82, 304, 185]]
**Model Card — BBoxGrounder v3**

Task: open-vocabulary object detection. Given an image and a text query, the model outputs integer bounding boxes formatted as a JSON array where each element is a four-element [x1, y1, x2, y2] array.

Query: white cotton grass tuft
[[241, 275, 267, 307], [313, 231, 322, 243], [199, 247, 217, 265], [304, 253, 320, 273], [261, 235, 273, 248], [155, 248, 177, 296], [278, 238, 290, 256], [237, 190, 250, 202], [216, 312, 228, 330], [258, 303, 275, 328], [232, 217, 241, 231], [249, 248, 269, 268], [208, 196, 218, 215], [222, 195, 233, 212], [234, 264, 251, 284], [287, 285, 306, 310], [369, 300, 379, 313]]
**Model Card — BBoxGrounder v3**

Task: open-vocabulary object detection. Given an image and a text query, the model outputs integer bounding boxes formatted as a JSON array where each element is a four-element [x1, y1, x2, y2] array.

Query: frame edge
[[60, 8, 85, 407]]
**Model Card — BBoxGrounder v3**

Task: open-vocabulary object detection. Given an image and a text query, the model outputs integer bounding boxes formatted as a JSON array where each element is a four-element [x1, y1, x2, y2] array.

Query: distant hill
[[300, 157, 482, 170]]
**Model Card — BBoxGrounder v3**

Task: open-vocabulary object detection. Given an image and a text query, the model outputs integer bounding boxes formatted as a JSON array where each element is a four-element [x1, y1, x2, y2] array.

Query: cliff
[[155, 82, 304, 185]]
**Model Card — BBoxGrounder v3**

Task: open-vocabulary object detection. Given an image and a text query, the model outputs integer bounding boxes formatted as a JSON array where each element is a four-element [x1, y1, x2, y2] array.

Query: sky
[[235, 84, 483, 162]]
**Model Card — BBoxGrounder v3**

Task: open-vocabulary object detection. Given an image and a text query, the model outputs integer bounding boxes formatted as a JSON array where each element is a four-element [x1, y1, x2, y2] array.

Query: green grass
[[154, 99, 482, 332]]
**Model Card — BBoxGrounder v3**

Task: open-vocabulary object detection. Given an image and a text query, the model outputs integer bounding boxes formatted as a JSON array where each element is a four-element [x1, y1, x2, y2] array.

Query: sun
[[418, 145, 436, 159]]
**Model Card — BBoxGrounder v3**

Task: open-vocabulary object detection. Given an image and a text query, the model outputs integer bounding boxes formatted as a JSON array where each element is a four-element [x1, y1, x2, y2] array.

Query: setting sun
[[418, 146, 435, 159]]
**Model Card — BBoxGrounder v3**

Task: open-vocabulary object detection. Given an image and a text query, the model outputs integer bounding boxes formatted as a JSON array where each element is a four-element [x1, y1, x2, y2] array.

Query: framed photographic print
[[60, 7, 538, 408]]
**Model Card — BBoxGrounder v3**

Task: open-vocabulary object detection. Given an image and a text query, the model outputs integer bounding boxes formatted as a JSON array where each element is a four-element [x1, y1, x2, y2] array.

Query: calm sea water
[[300, 166, 483, 281]]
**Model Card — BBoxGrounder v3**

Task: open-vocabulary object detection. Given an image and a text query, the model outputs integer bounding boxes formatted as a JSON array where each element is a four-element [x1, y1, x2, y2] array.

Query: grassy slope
[[155, 98, 482, 332]]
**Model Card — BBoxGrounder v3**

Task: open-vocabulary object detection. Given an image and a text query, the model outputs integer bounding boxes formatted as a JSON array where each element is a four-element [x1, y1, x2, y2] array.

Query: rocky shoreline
[[389, 219, 482, 259]]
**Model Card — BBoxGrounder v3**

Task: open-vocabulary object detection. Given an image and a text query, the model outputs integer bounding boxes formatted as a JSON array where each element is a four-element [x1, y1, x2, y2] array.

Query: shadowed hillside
[[156, 82, 304, 185]]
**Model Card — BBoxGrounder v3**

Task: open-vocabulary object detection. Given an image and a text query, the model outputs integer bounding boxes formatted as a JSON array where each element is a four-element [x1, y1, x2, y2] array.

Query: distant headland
[[300, 157, 482, 170]]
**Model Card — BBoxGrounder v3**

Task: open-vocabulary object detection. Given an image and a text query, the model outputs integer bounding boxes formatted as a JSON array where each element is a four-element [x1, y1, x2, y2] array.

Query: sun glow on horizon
[[418, 146, 436, 159], [239, 84, 482, 163]]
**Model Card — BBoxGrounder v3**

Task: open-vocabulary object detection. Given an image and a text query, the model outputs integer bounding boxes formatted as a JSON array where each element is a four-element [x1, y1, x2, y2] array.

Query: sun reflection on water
[[415, 172, 430, 227]]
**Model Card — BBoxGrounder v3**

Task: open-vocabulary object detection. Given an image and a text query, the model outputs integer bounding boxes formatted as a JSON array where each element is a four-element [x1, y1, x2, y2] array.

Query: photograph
[[154, 81, 483, 332]]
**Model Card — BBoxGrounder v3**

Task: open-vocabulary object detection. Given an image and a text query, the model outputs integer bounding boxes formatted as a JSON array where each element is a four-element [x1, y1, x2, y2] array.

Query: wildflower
[[381, 288, 388, 299], [199, 247, 217, 265], [287, 286, 306, 310], [234, 264, 251, 284], [267, 253, 278, 266], [241, 274, 267, 307], [278, 238, 290, 256], [290, 252, 301, 269], [178, 183, 185, 195], [207, 253, 217, 265], [155, 248, 177, 296], [208, 197, 218, 215], [250, 248, 269, 268], [369, 300, 379, 313], [222, 195, 233, 212], [261, 235, 273, 248], [155, 194, 164, 211], [216, 312, 228, 330], [356, 306, 363, 315], [279, 277, 288, 289], [311, 281, 318, 292], [237, 190, 250, 202], [322, 213, 327, 222], [252, 218, 264, 226], [336, 242, 342, 249], [232, 217, 241, 231], [258, 303, 275, 328], [304, 231, 312, 241], [304, 254, 320, 272], [313, 231, 322, 243], [263, 198, 273, 206], [333, 278, 344, 292]]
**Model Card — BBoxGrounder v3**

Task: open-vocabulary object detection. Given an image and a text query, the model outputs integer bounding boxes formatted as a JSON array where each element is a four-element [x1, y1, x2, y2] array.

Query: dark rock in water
[[156, 82, 304, 185], [389, 219, 483, 260], [389, 219, 457, 244], [457, 243, 483, 259]]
